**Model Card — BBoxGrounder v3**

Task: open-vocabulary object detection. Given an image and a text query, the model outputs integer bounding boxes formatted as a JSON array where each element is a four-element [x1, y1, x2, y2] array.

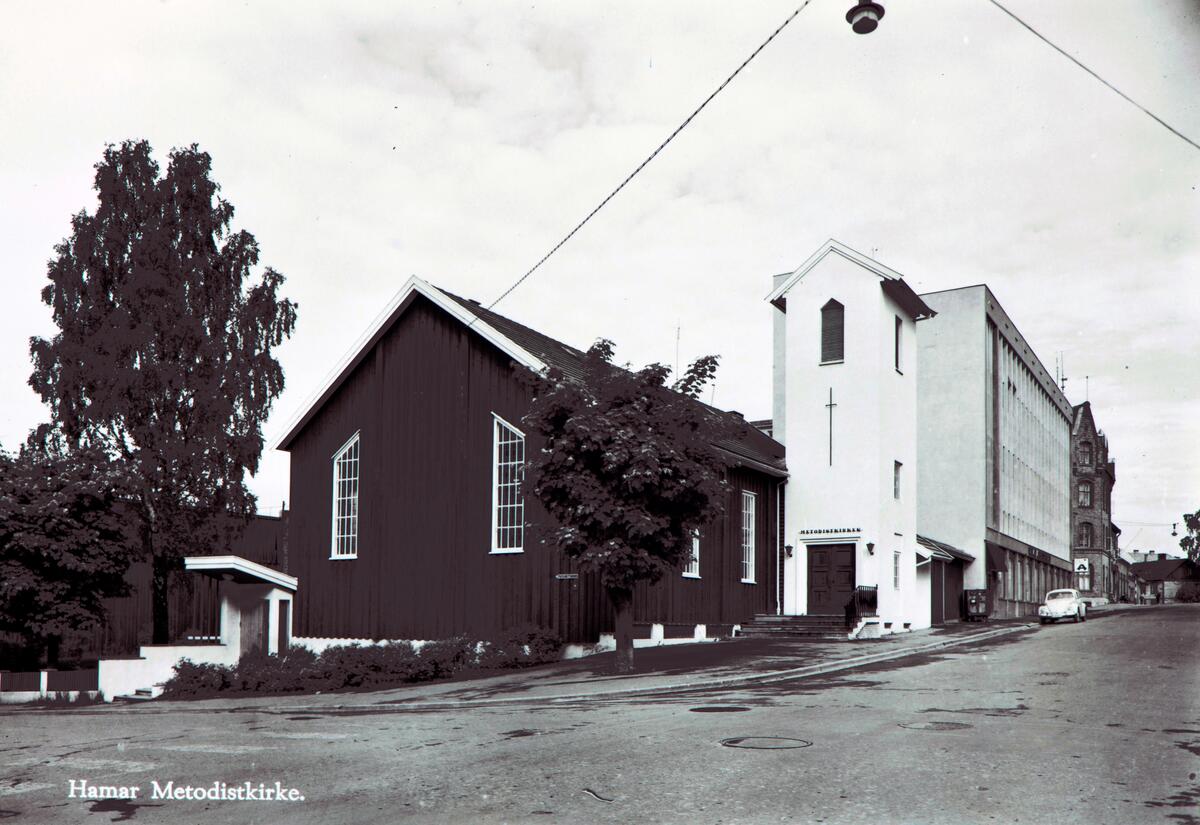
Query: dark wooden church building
[[273, 278, 787, 644]]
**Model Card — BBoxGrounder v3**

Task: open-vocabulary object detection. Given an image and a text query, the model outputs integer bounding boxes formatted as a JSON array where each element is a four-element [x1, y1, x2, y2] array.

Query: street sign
[[1074, 559, 1090, 574]]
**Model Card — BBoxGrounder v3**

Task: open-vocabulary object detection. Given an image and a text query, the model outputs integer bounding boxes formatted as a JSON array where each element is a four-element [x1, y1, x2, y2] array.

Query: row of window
[[329, 419, 760, 584], [819, 299, 904, 372]]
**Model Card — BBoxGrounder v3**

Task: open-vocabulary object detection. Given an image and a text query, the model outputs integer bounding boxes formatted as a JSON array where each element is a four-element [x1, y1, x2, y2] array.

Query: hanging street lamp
[[846, 1, 886, 34]]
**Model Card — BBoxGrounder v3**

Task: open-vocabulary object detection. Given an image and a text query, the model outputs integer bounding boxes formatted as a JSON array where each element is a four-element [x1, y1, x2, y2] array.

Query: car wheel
[[1081, 609, 1086, 622], [1074, 610, 1081, 623], [1039, 617, 1046, 625]]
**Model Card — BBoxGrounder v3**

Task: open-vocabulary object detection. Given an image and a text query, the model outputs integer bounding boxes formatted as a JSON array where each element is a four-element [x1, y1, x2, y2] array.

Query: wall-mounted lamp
[[1172, 523, 1179, 537], [866, 542, 875, 555], [846, 1, 885, 34], [784, 544, 794, 558]]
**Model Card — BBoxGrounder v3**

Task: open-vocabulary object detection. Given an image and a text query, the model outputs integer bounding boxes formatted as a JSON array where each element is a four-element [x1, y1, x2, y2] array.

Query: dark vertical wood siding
[[632, 467, 779, 627], [78, 514, 286, 656], [287, 296, 780, 643]]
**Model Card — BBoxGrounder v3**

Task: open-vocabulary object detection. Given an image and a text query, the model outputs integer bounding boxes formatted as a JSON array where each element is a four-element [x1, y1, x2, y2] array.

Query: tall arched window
[[491, 414, 526, 554], [821, 299, 844, 363], [331, 432, 360, 559], [1078, 481, 1093, 507], [1079, 441, 1093, 466]]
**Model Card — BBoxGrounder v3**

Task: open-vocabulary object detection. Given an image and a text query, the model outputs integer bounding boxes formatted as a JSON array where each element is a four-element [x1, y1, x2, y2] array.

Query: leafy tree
[[1181, 509, 1200, 564], [0, 446, 137, 663], [29, 140, 297, 644], [522, 340, 736, 672]]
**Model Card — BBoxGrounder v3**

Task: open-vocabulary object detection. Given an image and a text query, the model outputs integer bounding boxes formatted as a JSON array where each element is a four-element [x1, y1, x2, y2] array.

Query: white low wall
[[0, 690, 100, 705], [292, 637, 433, 655], [98, 643, 239, 702]]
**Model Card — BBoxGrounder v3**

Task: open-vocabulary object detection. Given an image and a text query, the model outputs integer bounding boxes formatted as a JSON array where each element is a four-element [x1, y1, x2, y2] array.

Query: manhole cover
[[690, 706, 752, 713], [720, 737, 812, 749], [899, 721, 974, 731]]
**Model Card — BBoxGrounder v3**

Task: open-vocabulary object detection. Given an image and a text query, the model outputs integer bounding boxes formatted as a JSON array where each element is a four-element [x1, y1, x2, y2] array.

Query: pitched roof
[[274, 278, 786, 476], [917, 535, 976, 563], [274, 277, 549, 450], [440, 288, 785, 475], [1130, 558, 1195, 581], [766, 239, 936, 321]]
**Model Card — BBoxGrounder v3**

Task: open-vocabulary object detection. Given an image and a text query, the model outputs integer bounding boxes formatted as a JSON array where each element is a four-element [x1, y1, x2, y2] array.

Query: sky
[[1, 1, 1197, 556]]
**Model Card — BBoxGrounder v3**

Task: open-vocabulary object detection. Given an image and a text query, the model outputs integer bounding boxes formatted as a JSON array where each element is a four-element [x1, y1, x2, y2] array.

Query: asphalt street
[[2, 605, 1197, 825]]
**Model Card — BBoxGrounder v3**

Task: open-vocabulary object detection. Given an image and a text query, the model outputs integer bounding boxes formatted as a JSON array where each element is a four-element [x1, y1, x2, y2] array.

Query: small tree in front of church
[[521, 340, 736, 672]]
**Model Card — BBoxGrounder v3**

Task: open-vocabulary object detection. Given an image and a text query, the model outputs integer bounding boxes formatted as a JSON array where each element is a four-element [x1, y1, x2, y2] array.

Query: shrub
[[478, 623, 563, 669], [418, 637, 478, 678], [160, 626, 562, 699], [162, 658, 233, 698], [231, 646, 321, 693], [1175, 582, 1200, 603], [317, 642, 429, 689]]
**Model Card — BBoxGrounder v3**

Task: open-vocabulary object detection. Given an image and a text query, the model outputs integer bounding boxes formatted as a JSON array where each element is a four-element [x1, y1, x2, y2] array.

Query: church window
[[1077, 481, 1093, 507], [331, 432, 360, 559], [820, 300, 844, 364], [492, 414, 525, 554], [1079, 441, 1093, 466], [740, 491, 756, 583]]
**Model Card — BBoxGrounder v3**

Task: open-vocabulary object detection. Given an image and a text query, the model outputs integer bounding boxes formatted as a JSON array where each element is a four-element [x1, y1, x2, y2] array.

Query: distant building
[[1129, 557, 1200, 603], [917, 285, 1074, 619], [1070, 402, 1120, 603]]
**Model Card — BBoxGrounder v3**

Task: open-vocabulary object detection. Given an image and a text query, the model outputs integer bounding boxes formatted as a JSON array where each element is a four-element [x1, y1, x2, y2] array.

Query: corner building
[[1069, 402, 1120, 602], [917, 286, 1073, 617]]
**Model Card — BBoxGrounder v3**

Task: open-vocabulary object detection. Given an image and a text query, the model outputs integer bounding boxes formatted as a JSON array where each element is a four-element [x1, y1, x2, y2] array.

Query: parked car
[[1038, 589, 1087, 624]]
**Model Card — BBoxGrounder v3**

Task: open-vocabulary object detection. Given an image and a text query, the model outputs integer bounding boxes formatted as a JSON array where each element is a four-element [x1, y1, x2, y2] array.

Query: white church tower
[[768, 240, 936, 633]]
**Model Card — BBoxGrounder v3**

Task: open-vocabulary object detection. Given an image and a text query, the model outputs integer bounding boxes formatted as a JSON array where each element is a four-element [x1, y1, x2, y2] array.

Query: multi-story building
[[917, 285, 1074, 618], [1070, 402, 1120, 602]]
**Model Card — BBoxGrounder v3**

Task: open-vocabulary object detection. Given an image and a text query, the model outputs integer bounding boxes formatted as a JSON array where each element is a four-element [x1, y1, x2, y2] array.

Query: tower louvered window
[[492, 414, 525, 553], [821, 299, 845, 363]]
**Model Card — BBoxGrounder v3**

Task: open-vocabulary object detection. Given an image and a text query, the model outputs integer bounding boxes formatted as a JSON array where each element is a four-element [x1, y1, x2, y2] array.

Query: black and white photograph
[[1, 2, 1198, 823]]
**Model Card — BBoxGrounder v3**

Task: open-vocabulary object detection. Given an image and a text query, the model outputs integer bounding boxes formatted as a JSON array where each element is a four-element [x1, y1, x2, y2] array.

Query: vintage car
[[1038, 588, 1087, 624]]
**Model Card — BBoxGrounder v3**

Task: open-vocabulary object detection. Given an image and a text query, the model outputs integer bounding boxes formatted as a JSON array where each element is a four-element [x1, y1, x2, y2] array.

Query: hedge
[[161, 623, 562, 699]]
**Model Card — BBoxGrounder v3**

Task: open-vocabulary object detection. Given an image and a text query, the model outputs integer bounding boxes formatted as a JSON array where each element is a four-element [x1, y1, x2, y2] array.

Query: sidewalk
[[136, 617, 1043, 715]]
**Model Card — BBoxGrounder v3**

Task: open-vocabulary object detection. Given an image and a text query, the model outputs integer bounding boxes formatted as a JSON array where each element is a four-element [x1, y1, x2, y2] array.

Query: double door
[[807, 543, 856, 614]]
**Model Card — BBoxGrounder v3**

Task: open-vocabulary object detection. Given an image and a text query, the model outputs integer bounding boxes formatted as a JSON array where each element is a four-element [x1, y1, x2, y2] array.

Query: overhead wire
[[479, 0, 1197, 318], [480, 1, 814, 314], [985, 0, 1200, 153]]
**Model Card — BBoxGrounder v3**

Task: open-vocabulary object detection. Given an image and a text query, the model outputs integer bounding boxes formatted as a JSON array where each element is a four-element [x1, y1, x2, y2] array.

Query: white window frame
[[740, 491, 757, 583], [491, 413, 525, 554], [893, 550, 901, 590], [330, 431, 361, 560], [683, 532, 701, 579]]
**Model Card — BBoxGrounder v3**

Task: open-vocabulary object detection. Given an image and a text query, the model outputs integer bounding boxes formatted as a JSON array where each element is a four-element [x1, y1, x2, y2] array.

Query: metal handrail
[[844, 585, 878, 627]]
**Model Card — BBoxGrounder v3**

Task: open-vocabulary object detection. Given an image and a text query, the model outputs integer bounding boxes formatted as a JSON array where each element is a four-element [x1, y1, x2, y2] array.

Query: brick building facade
[[1070, 402, 1120, 602]]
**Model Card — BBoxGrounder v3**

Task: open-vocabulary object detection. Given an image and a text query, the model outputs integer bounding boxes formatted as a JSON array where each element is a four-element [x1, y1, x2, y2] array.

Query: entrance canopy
[[916, 535, 975, 564], [184, 555, 298, 591]]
